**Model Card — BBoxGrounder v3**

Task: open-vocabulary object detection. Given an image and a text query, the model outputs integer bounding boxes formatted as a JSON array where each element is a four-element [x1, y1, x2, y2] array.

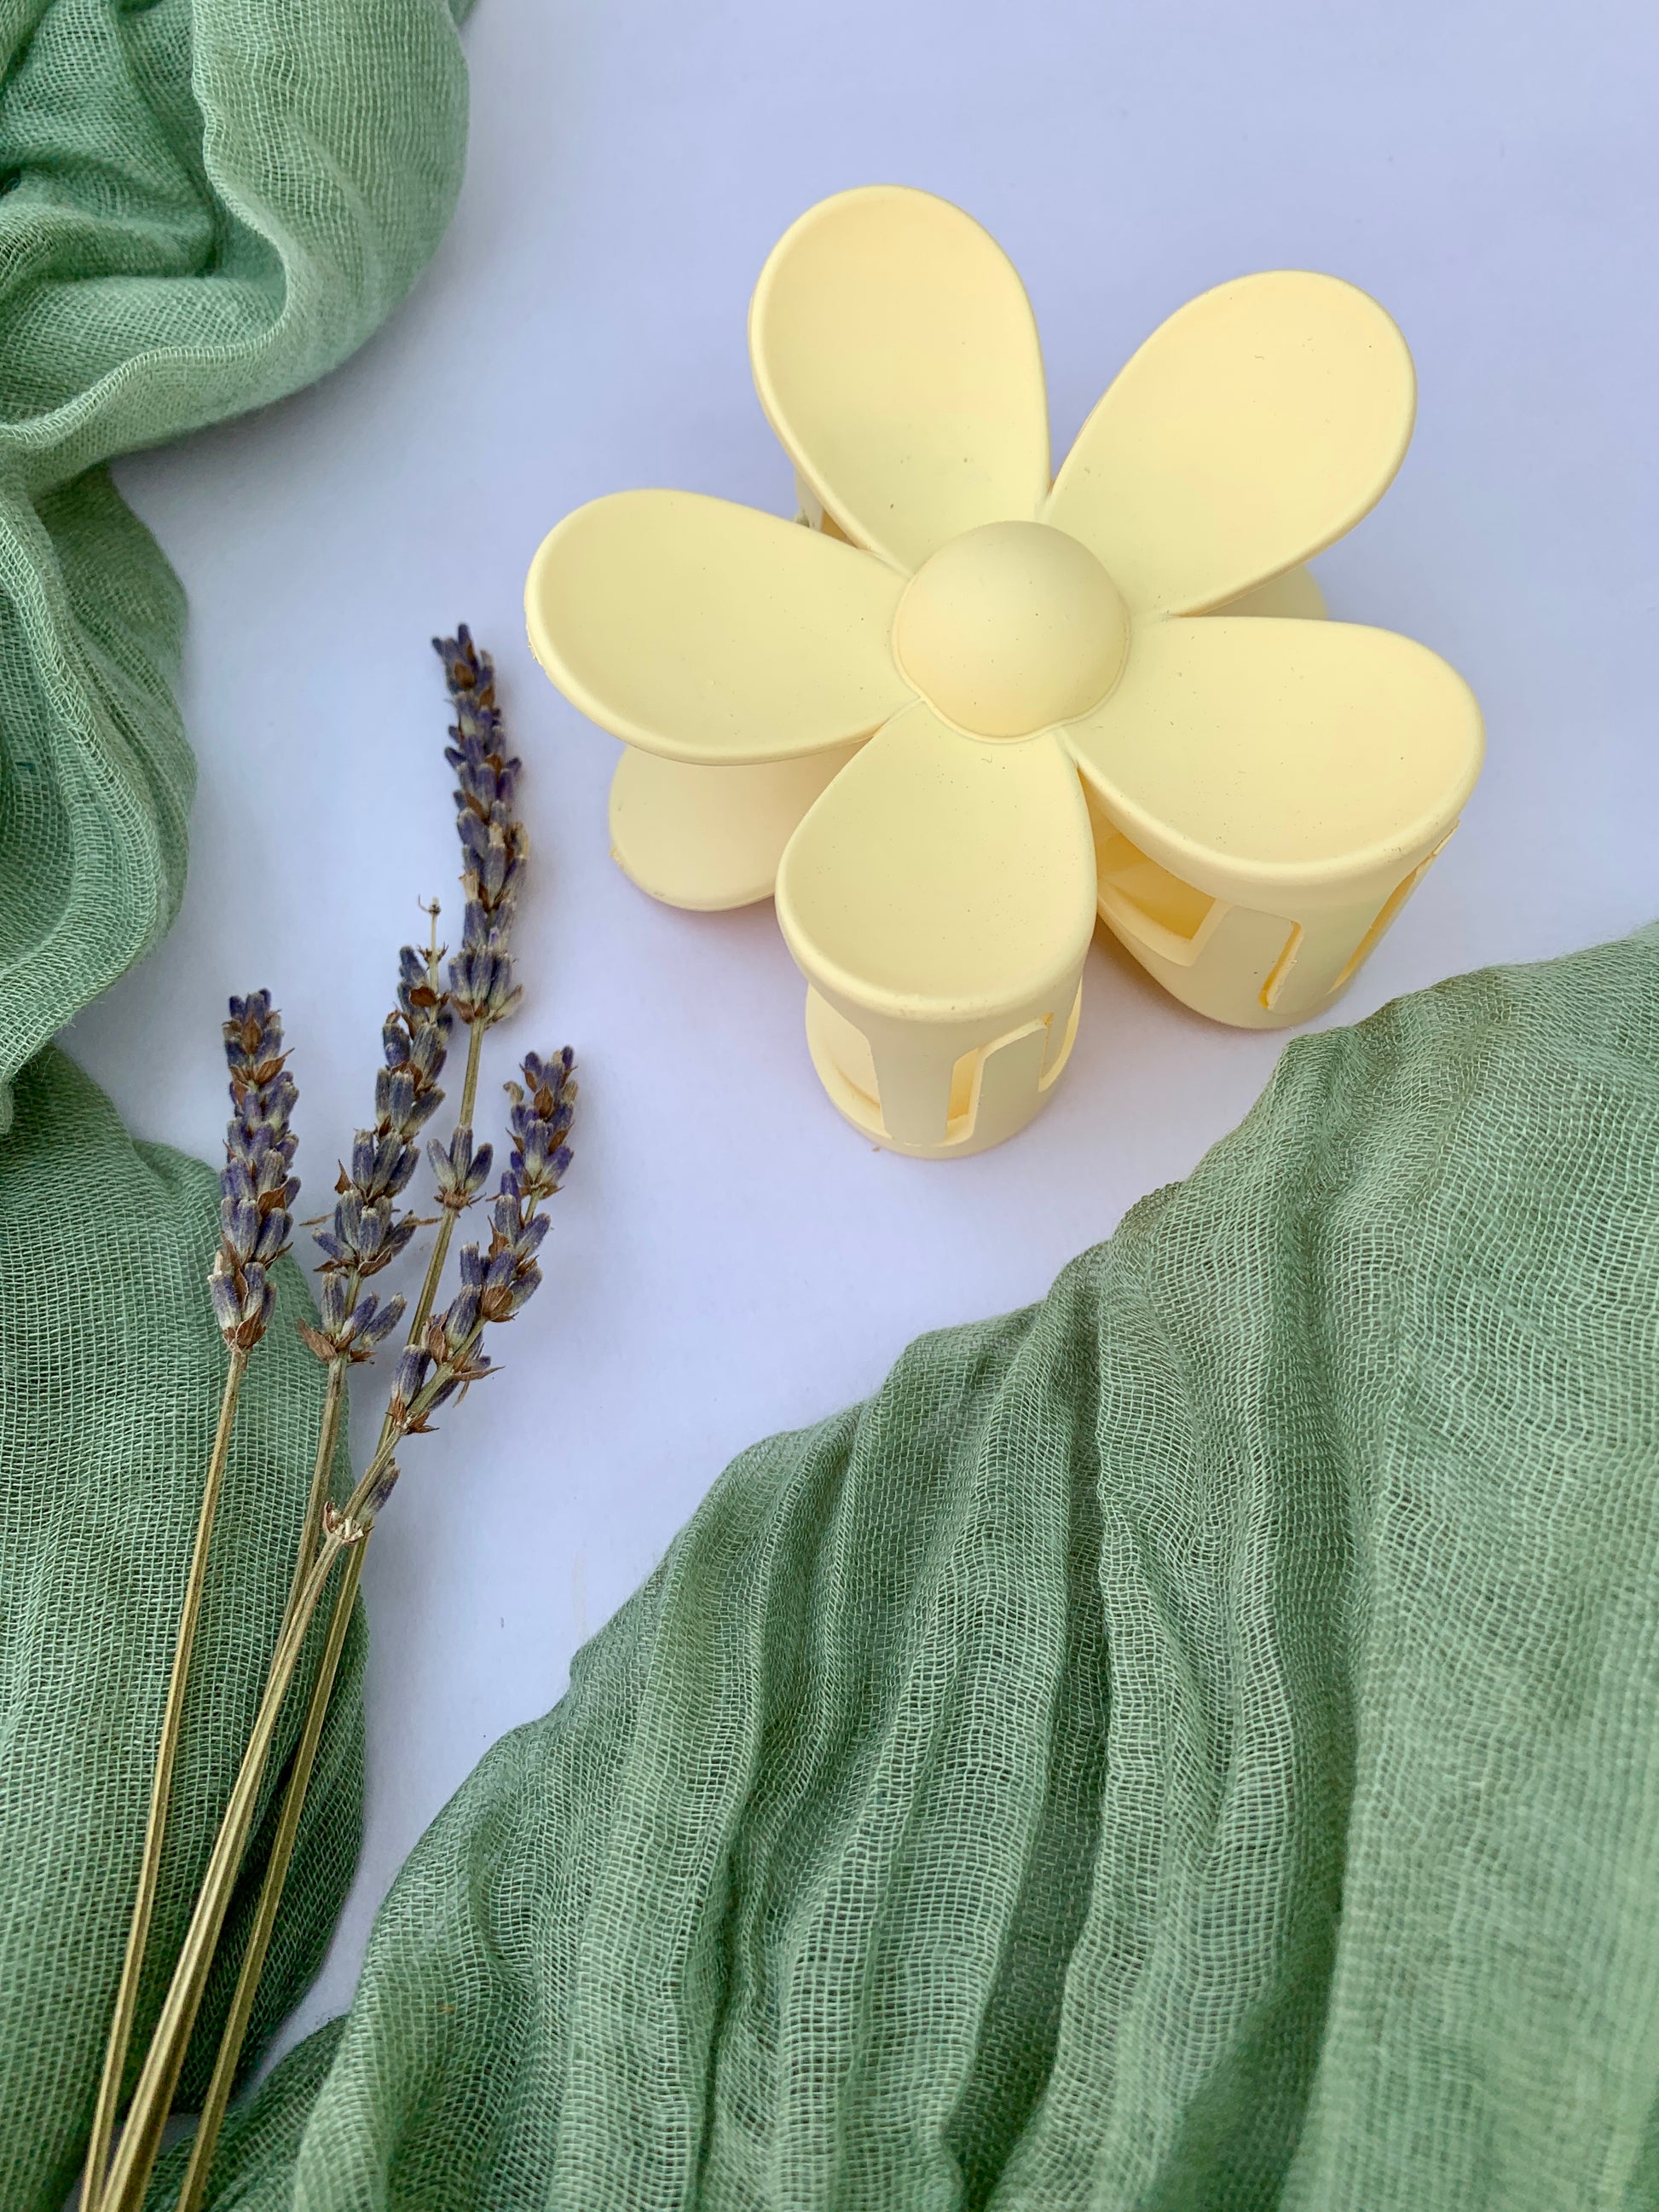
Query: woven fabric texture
[[158, 928, 1659, 2210], [0, 0, 469, 1106], [0, 3, 468, 2202]]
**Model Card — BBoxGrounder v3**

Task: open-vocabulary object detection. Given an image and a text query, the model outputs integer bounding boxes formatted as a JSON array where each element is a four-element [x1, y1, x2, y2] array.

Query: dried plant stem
[[83, 1344, 249, 2212], [294, 1354, 349, 1591], [174, 1539, 365, 2212], [97, 1335, 476, 2212], [96, 1531, 350, 2212], [168, 1340, 352, 2204]]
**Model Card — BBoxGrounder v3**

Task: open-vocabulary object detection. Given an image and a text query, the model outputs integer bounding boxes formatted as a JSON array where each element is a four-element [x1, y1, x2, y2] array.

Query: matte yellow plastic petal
[[608, 742, 864, 910], [1046, 272, 1415, 615], [776, 701, 1096, 1017], [1065, 615, 1483, 897], [749, 185, 1050, 576], [1215, 563, 1328, 621], [525, 489, 910, 765]]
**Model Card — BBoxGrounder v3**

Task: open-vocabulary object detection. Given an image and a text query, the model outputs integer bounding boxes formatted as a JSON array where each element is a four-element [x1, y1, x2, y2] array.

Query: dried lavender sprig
[[291, 928, 451, 1655], [308, 935, 454, 1308], [172, 935, 450, 2212], [208, 993, 298, 1350], [84, 993, 292, 2211], [174, 642, 540, 2207], [435, 626, 525, 1031], [142, 1060, 579, 2210], [376, 1050, 575, 1504], [382, 631, 526, 1365]]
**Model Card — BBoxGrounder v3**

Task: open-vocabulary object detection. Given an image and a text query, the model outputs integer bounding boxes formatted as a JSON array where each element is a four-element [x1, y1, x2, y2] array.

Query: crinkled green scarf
[[161, 928, 1659, 2210], [0, 4, 468, 2205]]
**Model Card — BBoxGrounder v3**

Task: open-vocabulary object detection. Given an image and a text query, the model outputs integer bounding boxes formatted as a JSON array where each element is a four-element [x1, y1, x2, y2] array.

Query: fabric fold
[[162, 930, 1659, 2210], [0, 2, 471, 2201], [0, 0, 471, 1090]]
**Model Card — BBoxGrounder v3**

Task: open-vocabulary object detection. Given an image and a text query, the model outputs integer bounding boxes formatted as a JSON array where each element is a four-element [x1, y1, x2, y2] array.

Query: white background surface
[[67, 0, 1657, 2062]]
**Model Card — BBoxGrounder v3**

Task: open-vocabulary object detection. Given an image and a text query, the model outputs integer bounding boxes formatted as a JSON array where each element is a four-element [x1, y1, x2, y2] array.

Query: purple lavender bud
[[253, 1146, 291, 1201], [363, 1461, 402, 1517], [410, 1021, 448, 1083], [214, 993, 300, 1345], [375, 1066, 413, 1127], [392, 1343, 430, 1409], [218, 1197, 256, 1264], [367, 1132, 405, 1196], [210, 1259, 243, 1338], [251, 1208, 291, 1266], [357, 1295, 405, 1350], [380, 1216, 419, 1269]]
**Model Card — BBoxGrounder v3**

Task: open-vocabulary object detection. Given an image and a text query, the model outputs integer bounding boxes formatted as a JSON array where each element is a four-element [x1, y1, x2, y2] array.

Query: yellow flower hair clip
[[527, 186, 1483, 1158]]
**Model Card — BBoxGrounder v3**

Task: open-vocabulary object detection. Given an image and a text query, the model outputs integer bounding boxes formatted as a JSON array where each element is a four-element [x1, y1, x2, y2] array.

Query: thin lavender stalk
[[83, 996, 298, 2212], [101, 1287, 530, 2212], [82, 1349, 246, 2212], [174, 1544, 363, 2212], [96, 1529, 351, 2212]]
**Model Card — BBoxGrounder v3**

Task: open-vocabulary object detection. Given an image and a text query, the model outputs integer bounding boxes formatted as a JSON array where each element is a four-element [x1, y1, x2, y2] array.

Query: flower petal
[[1213, 563, 1327, 621], [749, 186, 1050, 575], [1063, 615, 1483, 898], [1047, 272, 1415, 615], [608, 743, 864, 911], [526, 489, 910, 764], [777, 702, 1095, 1015]]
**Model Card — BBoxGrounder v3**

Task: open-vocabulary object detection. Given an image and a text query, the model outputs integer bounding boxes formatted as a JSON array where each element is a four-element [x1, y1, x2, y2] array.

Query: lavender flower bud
[[316, 929, 454, 1300], [390, 1343, 431, 1424], [434, 629, 527, 1029], [362, 1461, 402, 1518], [209, 1256, 244, 1339], [442, 1280, 481, 1343], [429, 1126, 494, 1213], [211, 992, 299, 1347]]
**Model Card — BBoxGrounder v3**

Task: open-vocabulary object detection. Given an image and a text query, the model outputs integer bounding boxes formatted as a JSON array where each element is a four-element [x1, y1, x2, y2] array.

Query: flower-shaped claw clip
[[527, 186, 1483, 1158]]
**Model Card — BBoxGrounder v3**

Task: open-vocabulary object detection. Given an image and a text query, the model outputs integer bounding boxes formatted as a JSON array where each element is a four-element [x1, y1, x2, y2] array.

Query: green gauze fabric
[[2, 1048, 364, 2208], [0, 5, 468, 2204], [159, 927, 1659, 2211]]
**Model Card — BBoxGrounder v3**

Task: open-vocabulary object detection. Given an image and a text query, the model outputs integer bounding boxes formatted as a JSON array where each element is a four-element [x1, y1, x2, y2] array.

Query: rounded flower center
[[893, 521, 1130, 739]]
